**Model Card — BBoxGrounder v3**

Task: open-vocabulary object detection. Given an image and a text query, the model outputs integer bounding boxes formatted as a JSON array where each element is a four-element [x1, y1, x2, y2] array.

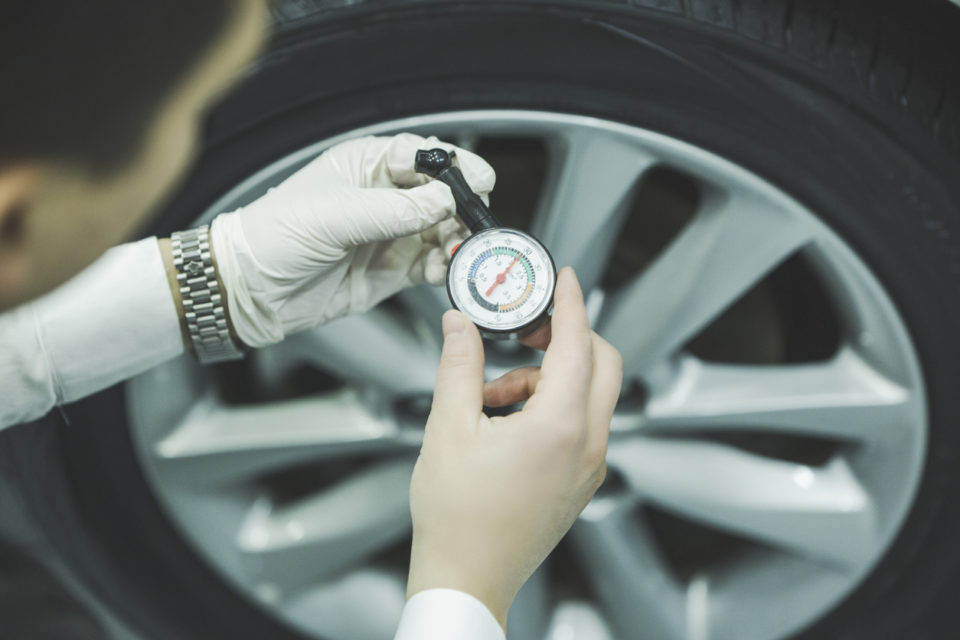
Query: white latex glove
[[209, 133, 495, 347], [406, 268, 623, 629]]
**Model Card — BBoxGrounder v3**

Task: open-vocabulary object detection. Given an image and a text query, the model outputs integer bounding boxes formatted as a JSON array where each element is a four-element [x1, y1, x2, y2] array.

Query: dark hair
[[0, 2, 236, 175]]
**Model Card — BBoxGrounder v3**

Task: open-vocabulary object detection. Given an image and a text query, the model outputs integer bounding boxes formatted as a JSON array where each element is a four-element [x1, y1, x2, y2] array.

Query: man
[[0, 2, 622, 638]]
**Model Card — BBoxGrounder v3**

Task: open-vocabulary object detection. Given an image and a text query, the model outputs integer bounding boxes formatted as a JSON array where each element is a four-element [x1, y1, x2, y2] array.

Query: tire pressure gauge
[[415, 148, 556, 340]]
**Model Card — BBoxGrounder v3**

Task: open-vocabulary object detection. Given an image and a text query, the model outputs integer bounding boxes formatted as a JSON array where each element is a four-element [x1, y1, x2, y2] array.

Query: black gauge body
[[415, 148, 557, 340]]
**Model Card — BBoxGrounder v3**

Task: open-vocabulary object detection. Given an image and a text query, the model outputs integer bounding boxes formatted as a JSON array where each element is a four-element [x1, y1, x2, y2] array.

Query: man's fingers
[[437, 217, 469, 256], [421, 247, 447, 286], [275, 133, 496, 196], [382, 133, 439, 187], [483, 366, 542, 407], [335, 182, 455, 246], [518, 320, 551, 351], [449, 146, 497, 195], [417, 217, 467, 286], [544, 268, 591, 361], [526, 268, 592, 416], [585, 333, 623, 452], [429, 310, 485, 428], [394, 181, 458, 236], [383, 134, 497, 194]]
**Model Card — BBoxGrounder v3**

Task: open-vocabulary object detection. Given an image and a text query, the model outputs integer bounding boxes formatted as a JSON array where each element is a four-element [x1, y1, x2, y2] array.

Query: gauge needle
[[486, 256, 520, 297]]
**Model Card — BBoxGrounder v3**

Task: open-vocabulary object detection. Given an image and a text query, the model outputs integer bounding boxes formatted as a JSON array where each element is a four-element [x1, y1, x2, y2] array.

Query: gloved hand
[[209, 133, 495, 347], [406, 268, 623, 629]]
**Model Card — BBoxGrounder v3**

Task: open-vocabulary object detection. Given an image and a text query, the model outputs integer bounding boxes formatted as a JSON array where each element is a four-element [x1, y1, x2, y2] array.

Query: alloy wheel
[[127, 111, 926, 640]]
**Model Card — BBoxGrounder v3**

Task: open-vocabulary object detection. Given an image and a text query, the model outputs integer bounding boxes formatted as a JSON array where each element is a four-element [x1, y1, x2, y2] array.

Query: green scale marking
[[468, 247, 537, 313]]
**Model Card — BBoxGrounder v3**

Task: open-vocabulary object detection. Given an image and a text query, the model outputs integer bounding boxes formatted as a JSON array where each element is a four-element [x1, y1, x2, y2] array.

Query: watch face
[[447, 228, 556, 334]]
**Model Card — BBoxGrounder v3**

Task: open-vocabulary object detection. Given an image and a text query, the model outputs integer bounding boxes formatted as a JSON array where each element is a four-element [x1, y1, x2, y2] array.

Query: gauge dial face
[[448, 228, 556, 333]]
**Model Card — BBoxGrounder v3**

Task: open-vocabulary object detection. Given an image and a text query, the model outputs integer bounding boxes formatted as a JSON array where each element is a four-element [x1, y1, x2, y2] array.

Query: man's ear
[[0, 165, 43, 297]]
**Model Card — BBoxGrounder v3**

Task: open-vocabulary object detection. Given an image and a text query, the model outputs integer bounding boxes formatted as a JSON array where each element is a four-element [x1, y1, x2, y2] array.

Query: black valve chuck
[[414, 148, 500, 233]]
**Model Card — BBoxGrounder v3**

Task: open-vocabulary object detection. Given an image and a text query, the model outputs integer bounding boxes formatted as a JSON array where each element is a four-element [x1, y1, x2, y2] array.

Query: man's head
[[0, 1, 265, 311]]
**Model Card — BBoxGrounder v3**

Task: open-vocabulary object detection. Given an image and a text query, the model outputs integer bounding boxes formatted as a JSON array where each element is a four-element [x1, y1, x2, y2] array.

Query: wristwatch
[[170, 225, 245, 364]]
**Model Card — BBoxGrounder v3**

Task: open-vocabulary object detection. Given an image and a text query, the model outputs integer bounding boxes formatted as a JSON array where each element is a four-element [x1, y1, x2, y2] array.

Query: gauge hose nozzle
[[415, 148, 499, 233]]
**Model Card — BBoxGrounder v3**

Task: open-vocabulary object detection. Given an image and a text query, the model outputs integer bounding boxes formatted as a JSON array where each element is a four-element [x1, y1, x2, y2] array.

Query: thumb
[[429, 310, 485, 427], [342, 181, 455, 246]]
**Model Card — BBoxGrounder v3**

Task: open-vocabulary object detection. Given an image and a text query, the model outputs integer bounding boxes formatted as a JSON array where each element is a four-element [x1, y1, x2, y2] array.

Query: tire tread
[[271, 0, 960, 157]]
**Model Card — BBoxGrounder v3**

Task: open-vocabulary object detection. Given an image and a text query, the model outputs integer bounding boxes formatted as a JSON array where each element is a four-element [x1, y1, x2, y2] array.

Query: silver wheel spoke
[[608, 439, 876, 567], [396, 284, 451, 339], [237, 459, 415, 596], [281, 569, 407, 640], [706, 551, 850, 640], [642, 348, 913, 442], [570, 494, 686, 640], [154, 389, 403, 485], [545, 602, 615, 640], [531, 129, 657, 293], [600, 190, 816, 376], [280, 307, 439, 396]]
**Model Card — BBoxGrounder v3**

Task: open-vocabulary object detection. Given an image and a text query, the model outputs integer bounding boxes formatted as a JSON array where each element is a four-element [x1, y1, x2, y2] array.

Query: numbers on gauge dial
[[469, 247, 535, 311], [449, 229, 554, 332]]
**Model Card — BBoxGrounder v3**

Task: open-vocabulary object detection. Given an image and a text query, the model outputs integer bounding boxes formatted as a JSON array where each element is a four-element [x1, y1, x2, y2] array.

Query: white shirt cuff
[[32, 237, 184, 404], [0, 303, 56, 427], [394, 589, 505, 640]]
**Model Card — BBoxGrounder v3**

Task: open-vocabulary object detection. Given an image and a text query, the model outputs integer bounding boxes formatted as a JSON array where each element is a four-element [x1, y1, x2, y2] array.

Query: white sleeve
[[394, 589, 505, 640], [0, 238, 183, 429]]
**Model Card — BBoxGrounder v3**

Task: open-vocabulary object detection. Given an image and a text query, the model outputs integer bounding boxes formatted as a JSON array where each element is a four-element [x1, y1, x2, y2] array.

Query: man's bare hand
[[406, 267, 623, 629]]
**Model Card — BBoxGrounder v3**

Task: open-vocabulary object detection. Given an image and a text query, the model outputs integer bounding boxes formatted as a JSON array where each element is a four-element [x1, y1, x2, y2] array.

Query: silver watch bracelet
[[170, 225, 245, 364]]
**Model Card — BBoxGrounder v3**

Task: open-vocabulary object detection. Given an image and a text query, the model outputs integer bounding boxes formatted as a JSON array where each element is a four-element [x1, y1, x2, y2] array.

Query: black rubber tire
[[28, 1, 960, 638]]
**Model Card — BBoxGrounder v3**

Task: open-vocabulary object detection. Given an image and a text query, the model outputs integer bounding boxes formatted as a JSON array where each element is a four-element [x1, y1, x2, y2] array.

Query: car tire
[[21, 1, 960, 639]]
